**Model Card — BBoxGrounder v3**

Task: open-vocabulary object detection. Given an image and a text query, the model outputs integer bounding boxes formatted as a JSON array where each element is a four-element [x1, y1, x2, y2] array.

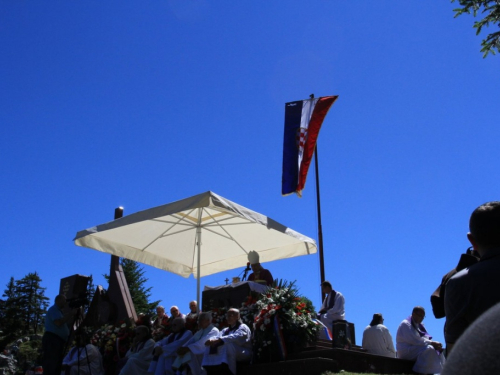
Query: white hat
[[248, 250, 260, 265]]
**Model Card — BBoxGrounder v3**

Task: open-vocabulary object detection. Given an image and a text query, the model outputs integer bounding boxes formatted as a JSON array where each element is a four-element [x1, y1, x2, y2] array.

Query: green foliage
[[452, 0, 500, 57], [0, 277, 23, 349], [17, 339, 42, 371], [15, 272, 49, 335], [0, 273, 48, 350]]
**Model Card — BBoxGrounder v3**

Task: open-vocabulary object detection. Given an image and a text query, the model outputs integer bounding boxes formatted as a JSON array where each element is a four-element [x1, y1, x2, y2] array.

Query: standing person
[[247, 251, 274, 286], [396, 306, 444, 375], [202, 308, 252, 375], [61, 330, 104, 375], [42, 295, 76, 375], [317, 281, 345, 339], [445, 201, 500, 353], [362, 313, 396, 357]]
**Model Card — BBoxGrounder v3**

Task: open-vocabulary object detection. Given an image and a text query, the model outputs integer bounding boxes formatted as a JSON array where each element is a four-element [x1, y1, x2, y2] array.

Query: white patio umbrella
[[74, 191, 317, 304]]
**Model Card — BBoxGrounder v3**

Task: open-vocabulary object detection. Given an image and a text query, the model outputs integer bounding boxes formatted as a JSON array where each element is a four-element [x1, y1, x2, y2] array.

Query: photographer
[[42, 295, 77, 375]]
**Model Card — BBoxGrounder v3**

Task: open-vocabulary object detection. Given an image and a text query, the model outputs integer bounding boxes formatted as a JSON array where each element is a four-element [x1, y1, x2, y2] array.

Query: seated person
[[396, 306, 444, 374], [119, 326, 155, 375], [317, 281, 345, 339], [136, 313, 153, 331], [153, 306, 169, 329], [61, 330, 104, 375], [174, 312, 219, 375], [247, 250, 273, 286], [185, 300, 200, 333], [149, 317, 193, 375], [152, 305, 170, 341], [362, 313, 396, 357], [202, 308, 252, 375], [161, 306, 186, 339]]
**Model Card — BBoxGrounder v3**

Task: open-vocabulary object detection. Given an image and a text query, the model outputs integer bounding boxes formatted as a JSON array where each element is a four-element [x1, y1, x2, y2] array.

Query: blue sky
[[1, 1, 498, 346]]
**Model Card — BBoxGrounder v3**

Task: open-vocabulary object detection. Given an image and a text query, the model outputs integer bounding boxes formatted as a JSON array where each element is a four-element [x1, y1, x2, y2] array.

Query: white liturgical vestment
[[362, 324, 396, 357]]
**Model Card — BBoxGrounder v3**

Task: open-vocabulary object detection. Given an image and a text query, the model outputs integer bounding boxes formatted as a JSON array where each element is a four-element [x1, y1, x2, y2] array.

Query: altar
[[202, 281, 269, 311]]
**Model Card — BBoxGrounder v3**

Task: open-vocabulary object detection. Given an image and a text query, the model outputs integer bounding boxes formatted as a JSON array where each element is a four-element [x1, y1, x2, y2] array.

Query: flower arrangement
[[248, 280, 318, 362], [239, 295, 259, 328], [90, 320, 135, 373], [211, 306, 229, 330], [207, 280, 318, 363]]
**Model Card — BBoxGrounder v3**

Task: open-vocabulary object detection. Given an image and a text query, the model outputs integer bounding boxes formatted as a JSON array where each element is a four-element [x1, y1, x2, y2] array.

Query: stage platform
[[236, 339, 416, 375]]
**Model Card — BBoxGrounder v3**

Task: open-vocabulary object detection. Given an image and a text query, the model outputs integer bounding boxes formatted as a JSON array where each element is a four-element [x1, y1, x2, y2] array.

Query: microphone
[[245, 262, 251, 271]]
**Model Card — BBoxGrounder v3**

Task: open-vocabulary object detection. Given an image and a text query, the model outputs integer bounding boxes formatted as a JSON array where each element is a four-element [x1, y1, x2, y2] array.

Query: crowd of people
[[42, 299, 252, 375], [41, 200, 500, 375]]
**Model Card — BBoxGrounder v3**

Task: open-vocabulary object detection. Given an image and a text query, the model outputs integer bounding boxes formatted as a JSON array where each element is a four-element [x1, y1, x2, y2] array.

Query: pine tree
[[1, 277, 24, 346], [15, 272, 49, 335]]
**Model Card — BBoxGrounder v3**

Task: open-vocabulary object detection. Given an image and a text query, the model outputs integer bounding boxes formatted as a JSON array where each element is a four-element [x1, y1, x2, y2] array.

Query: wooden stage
[[237, 340, 416, 375]]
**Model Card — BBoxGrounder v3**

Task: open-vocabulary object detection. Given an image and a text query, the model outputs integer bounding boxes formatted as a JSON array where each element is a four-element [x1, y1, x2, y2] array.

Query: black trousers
[[42, 331, 66, 375]]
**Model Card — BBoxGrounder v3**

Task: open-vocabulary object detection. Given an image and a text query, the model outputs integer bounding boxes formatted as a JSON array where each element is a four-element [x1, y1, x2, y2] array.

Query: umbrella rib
[[201, 208, 248, 253], [142, 208, 198, 251]]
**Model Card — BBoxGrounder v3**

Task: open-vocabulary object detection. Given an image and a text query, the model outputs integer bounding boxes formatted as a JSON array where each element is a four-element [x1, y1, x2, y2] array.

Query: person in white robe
[[362, 313, 396, 357], [396, 306, 444, 374], [173, 312, 219, 375], [317, 281, 345, 340], [61, 332, 104, 375], [149, 317, 193, 375], [202, 308, 252, 375], [119, 325, 155, 375]]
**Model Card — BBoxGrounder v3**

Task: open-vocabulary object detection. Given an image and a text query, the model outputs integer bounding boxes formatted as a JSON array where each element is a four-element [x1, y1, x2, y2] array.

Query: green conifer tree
[[1, 277, 23, 343], [15, 272, 49, 335]]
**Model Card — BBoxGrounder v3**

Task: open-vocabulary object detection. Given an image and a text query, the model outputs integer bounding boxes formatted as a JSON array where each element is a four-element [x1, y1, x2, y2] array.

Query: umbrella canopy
[[74, 191, 317, 302]]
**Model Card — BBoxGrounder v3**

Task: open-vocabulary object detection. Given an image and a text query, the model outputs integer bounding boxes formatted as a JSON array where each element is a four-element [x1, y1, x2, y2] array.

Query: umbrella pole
[[196, 224, 202, 313]]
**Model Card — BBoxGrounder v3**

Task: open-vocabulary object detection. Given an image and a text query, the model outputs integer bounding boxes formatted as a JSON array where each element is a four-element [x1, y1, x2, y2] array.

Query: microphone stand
[[242, 264, 251, 281]]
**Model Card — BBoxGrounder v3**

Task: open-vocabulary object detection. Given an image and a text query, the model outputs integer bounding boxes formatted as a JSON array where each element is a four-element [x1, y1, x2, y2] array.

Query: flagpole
[[309, 93, 326, 291], [314, 145, 326, 288]]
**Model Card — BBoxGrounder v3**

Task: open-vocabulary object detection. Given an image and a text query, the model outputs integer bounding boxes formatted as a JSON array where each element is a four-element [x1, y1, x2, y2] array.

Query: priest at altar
[[247, 250, 274, 286]]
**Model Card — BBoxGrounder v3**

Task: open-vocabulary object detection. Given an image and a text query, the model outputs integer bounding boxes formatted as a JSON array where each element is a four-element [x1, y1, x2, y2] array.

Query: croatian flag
[[282, 96, 338, 196]]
